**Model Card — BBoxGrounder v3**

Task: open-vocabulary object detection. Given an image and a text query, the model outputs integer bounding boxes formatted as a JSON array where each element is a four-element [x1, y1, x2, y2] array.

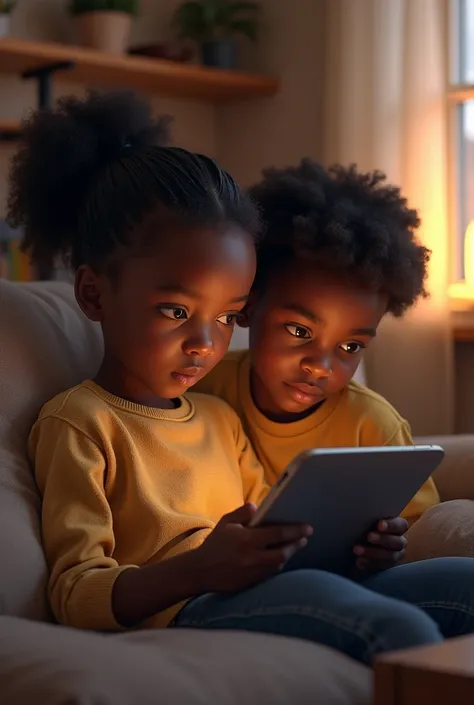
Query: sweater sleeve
[[384, 421, 440, 525], [224, 408, 269, 506], [29, 415, 137, 631]]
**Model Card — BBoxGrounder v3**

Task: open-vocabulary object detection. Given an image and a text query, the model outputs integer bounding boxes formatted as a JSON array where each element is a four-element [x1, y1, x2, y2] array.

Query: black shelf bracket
[[22, 60, 75, 109], [0, 128, 19, 142], [0, 60, 75, 141]]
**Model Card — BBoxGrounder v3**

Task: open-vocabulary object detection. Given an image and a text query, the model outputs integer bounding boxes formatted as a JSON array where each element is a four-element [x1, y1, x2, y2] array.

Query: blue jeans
[[173, 558, 474, 665]]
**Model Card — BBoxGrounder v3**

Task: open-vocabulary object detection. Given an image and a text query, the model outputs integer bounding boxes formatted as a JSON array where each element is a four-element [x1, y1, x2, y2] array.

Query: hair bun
[[37, 90, 171, 167], [7, 91, 172, 267]]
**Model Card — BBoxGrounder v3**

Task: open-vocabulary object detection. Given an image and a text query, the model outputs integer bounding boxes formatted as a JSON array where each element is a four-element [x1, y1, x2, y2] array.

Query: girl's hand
[[196, 503, 313, 592], [354, 517, 408, 573]]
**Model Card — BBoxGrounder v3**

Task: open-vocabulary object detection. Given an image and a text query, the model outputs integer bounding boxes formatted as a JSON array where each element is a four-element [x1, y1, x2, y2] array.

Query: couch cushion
[[416, 434, 474, 502], [0, 616, 371, 705], [405, 499, 474, 562], [0, 280, 103, 620]]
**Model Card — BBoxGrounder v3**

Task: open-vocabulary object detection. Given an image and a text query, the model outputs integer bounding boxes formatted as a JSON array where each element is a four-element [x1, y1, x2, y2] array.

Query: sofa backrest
[[0, 280, 103, 620]]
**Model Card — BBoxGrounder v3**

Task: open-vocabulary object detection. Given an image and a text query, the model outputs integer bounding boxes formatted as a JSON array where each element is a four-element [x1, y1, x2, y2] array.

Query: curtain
[[322, 0, 454, 436]]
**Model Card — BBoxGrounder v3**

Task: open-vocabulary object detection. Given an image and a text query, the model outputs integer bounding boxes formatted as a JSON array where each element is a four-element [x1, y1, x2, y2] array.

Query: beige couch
[[0, 280, 472, 705]]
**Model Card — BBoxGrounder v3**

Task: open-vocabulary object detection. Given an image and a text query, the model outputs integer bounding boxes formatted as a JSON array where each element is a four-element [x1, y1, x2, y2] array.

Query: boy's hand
[[196, 503, 312, 593], [353, 517, 408, 573]]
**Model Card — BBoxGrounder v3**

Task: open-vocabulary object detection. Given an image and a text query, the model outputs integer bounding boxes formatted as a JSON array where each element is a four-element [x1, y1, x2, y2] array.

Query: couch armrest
[[415, 435, 474, 502], [0, 616, 369, 705]]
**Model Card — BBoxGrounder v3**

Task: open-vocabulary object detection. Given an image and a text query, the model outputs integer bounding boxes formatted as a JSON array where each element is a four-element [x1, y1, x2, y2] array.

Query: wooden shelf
[[453, 326, 474, 342], [448, 84, 474, 103], [0, 37, 279, 103], [0, 119, 21, 140]]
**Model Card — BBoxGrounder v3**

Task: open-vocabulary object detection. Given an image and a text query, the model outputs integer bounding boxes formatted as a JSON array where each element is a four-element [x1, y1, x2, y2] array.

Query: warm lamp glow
[[449, 223, 474, 308], [465, 221, 474, 285]]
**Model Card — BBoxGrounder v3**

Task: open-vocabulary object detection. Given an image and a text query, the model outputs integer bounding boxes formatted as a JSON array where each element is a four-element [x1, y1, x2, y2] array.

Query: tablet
[[249, 445, 444, 574]]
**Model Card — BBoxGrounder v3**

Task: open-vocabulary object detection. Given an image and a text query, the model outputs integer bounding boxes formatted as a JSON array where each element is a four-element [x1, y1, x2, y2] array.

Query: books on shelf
[[0, 220, 36, 282]]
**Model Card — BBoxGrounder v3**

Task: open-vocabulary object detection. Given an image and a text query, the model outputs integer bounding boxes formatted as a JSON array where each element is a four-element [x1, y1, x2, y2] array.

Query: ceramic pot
[[74, 11, 132, 54], [202, 39, 237, 69]]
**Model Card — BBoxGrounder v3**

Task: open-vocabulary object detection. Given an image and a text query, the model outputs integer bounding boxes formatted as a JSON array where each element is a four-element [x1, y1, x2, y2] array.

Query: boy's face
[[247, 259, 387, 421], [76, 225, 256, 408]]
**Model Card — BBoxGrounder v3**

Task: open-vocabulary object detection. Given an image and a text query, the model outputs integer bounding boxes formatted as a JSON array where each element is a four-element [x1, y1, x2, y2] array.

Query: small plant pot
[[201, 39, 237, 70], [0, 13, 11, 38], [74, 11, 132, 54]]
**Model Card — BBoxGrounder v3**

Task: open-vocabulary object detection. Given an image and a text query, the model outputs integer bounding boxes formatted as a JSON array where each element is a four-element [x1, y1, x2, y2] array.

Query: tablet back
[[258, 446, 444, 575]]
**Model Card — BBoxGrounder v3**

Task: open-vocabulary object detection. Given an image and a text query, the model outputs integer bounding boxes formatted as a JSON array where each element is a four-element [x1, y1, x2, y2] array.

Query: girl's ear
[[237, 306, 250, 328], [237, 292, 257, 328], [75, 265, 104, 322]]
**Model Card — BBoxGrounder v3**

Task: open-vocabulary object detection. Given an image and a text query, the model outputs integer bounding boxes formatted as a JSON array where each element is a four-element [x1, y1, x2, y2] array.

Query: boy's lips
[[171, 367, 204, 386], [284, 381, 326, 404]]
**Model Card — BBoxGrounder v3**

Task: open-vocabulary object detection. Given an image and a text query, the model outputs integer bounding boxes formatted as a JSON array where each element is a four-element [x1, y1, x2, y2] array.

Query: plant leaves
[[228, 18, 258, 41], [228, 2, 260, 15], [0, 0, 15, 13], [172, 1, 208, 40], [202, 0, 221, 26], [172, 0, 259, 41]]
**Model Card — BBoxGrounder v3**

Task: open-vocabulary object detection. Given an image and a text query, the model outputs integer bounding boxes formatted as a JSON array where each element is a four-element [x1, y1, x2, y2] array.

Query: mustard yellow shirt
[[29, 380, 268, 632], [194, 351, 440, 523]]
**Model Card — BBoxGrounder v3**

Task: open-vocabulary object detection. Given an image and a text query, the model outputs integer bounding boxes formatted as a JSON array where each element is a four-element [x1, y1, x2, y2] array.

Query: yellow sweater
[[194, 351, 440, 523], [29, 380, 269, 632]]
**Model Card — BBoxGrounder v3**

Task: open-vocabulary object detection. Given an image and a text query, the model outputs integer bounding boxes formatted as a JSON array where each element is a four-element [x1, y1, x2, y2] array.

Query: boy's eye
[[340, 342, 363, 355], [216, 313, 238, 326], [285, 324, 311, 339], [159, 307, 188, 321]]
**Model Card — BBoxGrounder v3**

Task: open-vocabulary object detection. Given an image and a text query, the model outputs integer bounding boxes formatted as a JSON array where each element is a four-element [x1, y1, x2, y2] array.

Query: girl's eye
[[216, 313, 238, 326], [159, 307, 188, 321], [285, 324, 311, 339], [340, 342, 363, 355]]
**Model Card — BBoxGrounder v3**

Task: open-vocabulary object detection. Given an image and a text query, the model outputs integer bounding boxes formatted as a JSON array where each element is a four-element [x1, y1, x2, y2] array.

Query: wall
[[216, 0, 325, 186], [0, 0, 217, 214]]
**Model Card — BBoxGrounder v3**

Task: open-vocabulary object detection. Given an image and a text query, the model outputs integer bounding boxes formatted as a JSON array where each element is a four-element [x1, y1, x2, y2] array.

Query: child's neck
[[95, 358, 178, 410]]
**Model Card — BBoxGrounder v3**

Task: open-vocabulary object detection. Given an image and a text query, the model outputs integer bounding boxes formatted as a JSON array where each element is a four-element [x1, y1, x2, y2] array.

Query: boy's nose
[[301, 354, 332, 379]]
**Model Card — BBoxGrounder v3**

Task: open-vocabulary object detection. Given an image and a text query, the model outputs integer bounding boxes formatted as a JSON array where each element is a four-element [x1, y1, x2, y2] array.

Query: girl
[[11, 91, 474, 666]]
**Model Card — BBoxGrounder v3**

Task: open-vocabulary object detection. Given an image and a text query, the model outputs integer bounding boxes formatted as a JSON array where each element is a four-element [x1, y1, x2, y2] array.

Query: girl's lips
[[171, 368, 203, 386]]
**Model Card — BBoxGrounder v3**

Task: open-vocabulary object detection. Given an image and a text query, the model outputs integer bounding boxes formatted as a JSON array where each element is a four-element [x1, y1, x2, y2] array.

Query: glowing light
[[465, 221, 474, 286]]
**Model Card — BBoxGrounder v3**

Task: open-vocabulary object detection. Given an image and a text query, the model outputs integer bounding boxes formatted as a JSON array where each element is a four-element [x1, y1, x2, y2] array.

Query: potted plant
[[69, 0, 139, 55], [0, 1, 15, 39], [172, 0, 260, 70]]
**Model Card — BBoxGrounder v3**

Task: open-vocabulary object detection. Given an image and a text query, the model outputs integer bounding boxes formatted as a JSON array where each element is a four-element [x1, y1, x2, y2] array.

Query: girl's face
[[75, 224, 256, 408]]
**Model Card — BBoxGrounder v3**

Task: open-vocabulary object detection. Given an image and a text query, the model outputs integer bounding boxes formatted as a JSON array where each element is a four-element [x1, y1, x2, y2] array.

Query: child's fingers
[[356, 558, 370, 571], [252, 523, 313, 549], [366, 532, 407, 551], [377, 517, 408, 535], [355, 545, 405, 563], [260, 537, 309, 567]]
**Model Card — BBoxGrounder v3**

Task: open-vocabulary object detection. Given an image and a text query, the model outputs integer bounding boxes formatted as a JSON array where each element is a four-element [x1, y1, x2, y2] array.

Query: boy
[[195, 160, 440, 572]]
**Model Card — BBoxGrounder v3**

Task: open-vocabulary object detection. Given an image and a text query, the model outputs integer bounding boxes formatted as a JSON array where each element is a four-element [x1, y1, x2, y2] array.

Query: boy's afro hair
[[249, 159, 431, 316]]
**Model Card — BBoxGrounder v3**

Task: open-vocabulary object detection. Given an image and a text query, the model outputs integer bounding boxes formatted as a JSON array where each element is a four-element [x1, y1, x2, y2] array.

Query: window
[[450, 0, 474, 282]]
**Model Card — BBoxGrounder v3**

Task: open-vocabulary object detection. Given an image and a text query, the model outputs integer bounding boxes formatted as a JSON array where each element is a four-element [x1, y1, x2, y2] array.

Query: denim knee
[[365, 599, 442, 660], [174, 569, 444, 666]]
